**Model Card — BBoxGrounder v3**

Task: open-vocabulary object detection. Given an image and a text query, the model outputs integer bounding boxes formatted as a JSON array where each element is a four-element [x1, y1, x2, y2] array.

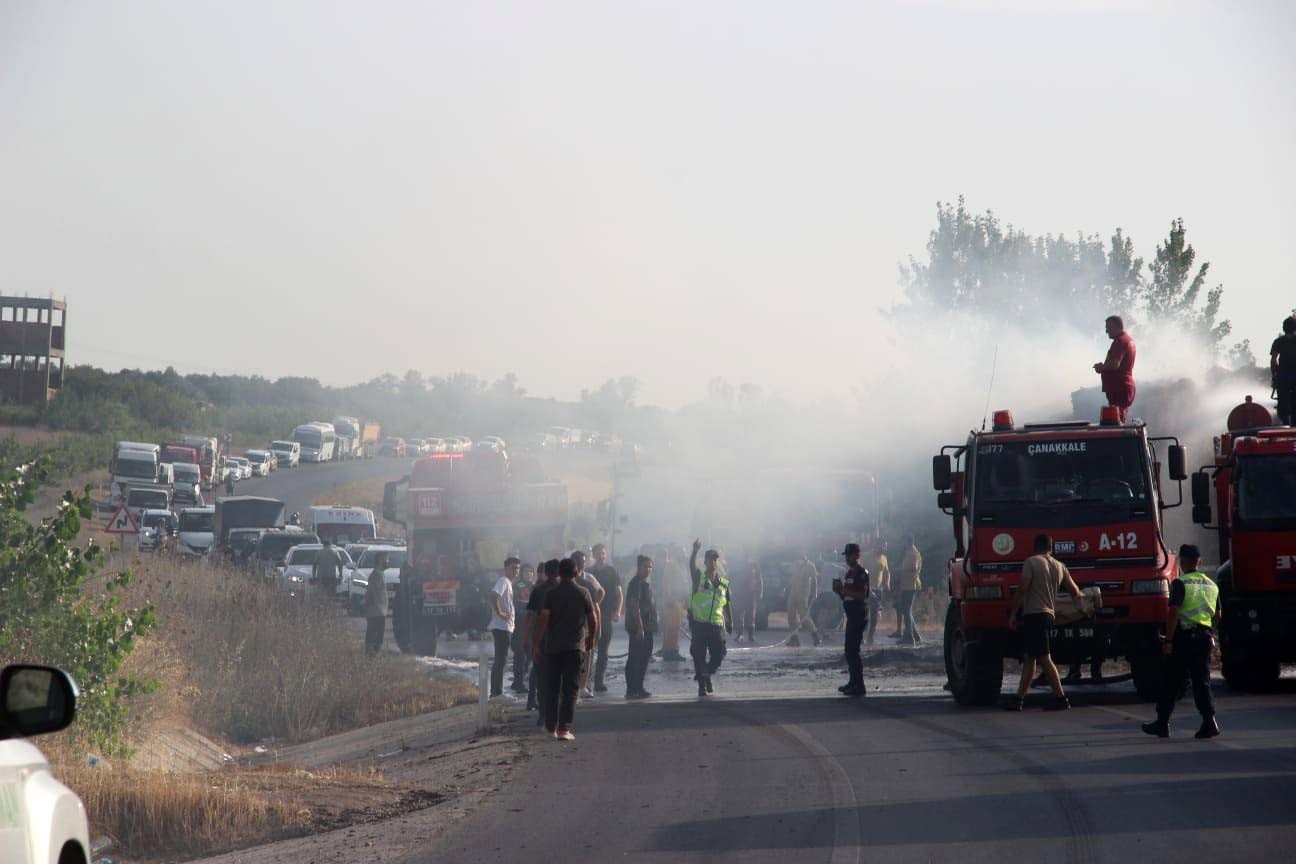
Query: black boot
[[1141, 720, 1169, 738], [1195, 716, 1221, 739]]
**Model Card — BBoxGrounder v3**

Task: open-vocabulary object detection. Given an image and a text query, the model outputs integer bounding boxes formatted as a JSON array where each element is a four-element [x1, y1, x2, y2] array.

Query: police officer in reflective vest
[[1143, 545, 1222, 739], [688, 539, 732, 697]]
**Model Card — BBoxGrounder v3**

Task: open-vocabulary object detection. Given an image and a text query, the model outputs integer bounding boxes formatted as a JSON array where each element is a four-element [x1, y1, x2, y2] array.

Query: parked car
[[230, 456, 253, 480], [269, 439, 301, 468], [477, 436, 506, 452], [244, 450, 273, 477], [379, 437, 406, 457], [0, 664, 91, 864], [177, 505, 216, 558], [253, 529, 320, 580], [137, 508, 178, 553], [171, 461, 204, 505], [225, 527, 266, 565], [281, 543, 356, 598], [425, 437, 448, 453], [348, 545, 407, 616], [125, 486, 171, 524]]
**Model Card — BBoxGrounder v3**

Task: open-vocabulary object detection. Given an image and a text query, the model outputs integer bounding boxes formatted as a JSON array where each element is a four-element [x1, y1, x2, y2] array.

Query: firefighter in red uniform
[[1094, 315, 1136, 423]]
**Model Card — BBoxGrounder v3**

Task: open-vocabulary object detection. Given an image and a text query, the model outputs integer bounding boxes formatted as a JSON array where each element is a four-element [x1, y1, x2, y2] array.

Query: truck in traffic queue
[[110, 441, 163, 504], [176, 434, 221, 490], [214, 495, 287, 547], [1190, 395, 1296, 691], [933, 406, 1188, 704], [161, 442, 200, 470], [360, 419, 381, 458], [384, 449, 568, 656]]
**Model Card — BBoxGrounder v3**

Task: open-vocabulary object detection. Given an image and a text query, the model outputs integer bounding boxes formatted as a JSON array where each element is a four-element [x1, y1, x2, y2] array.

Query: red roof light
[[1099, 406, 1121, 426], [991, 410, 1014, 431]]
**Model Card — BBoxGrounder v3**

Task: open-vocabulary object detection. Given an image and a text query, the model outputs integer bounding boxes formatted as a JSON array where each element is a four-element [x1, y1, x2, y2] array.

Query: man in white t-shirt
[[489, 557, 521, 697]]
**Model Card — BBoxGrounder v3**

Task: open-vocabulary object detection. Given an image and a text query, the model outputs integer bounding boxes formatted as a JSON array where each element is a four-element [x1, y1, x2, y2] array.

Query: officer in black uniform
[[833, 543, 870, 697]]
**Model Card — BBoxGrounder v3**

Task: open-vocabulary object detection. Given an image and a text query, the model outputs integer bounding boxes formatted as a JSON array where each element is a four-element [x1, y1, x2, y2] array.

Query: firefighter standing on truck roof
[[1093, 314, 1137, 423], [688, 539, 732, 697], [1270, 315, 1296, 426], [1142, 545, 1222, 739], [833, 543, 869, 697]]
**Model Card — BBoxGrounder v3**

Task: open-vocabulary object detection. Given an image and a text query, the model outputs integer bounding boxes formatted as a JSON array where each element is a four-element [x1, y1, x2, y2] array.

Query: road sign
[[104, 503, 140, 535]]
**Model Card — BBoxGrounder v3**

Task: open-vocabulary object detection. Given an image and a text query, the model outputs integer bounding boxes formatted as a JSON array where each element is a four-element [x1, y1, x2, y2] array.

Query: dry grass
[[60, 763, 311, 858], [57, 761, 434, 860], [112, 553, 475, 744]]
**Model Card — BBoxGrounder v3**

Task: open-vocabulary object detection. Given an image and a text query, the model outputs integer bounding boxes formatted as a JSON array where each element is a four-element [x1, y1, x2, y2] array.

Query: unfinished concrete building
[[0, 296, 66, 405]]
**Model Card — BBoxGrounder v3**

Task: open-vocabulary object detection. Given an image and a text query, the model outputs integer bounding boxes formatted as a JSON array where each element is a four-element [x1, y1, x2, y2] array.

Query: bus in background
[[309, 505, 378, 545], [293, 422, 336, 463]]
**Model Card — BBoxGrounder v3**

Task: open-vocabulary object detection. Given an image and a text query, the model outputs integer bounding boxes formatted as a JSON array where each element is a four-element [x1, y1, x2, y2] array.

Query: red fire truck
[[1191, 395, 1296, 690], [384, 449, 568, 656], [933, 406, 1187, 704]]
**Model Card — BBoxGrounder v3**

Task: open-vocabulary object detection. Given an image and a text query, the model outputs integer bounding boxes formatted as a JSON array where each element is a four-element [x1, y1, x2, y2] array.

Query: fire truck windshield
[[973, 437, 1152, 527], [1236, 455, 1296, 527]]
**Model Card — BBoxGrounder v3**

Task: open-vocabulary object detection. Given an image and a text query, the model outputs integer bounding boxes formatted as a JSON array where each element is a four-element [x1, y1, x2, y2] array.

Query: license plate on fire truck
[[1049, 626, 1096, 639], [422, 581, 459, 616]]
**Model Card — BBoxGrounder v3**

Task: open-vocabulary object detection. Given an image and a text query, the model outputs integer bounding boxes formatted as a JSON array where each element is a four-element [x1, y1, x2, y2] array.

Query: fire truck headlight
[[1130, 579, 1169, 596]]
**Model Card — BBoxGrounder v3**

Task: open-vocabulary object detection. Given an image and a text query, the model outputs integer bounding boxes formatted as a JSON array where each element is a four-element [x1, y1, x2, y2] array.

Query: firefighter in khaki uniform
[[1142, 545, 1222, 739], [786, 555, 823, 647]]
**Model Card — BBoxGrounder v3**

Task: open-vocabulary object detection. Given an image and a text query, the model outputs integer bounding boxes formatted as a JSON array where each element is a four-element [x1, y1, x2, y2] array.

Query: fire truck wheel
[[1222, 655, 1281, 692], [413, 622, 439, 657], [943, 602, 1002, 706]]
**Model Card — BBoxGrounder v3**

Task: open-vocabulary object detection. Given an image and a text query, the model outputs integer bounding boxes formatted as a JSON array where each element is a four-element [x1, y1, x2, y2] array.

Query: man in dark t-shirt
[[1271, 316, 1296, 425], [534, 558, 596, 740], [524, 560, 559, 717], [623, 555, 658, 699], [587, 543, 623, 692]]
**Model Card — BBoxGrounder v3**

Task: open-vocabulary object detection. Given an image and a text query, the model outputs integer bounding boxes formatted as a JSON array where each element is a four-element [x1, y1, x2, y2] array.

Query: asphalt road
[[428, 676, 1296, 863], [229, 455, 412, 521], [231, 458, 1296, 862]]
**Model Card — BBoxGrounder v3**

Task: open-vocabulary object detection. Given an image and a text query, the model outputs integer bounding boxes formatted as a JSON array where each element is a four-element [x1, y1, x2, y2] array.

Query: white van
[[244, 450, 273, 477], [309, 506, 377, 545], [269, 439, 300, 468], [171, 462, 204, 505]]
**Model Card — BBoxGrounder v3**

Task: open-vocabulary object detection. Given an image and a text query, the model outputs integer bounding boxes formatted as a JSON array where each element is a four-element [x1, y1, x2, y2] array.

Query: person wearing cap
[[832, 543, 870, 696], [688, 539, 732, 697], [1142, 545, 1222, 739]]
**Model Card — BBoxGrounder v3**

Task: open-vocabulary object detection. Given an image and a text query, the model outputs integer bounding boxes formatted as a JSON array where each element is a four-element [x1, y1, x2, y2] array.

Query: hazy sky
[[2, 1, 1293, 407]]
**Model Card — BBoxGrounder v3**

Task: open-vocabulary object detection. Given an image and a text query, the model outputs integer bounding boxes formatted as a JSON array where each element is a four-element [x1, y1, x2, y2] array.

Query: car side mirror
[[1168, 445, 1188, 481], [937, 491, 955, 510], [1191, 471, 1212, 524], [932, 455, 952, 491], [0, 665, 78, 740]]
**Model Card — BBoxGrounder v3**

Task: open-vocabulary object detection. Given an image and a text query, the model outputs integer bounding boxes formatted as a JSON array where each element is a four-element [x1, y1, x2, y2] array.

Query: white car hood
[[179, 531, 213, 549]]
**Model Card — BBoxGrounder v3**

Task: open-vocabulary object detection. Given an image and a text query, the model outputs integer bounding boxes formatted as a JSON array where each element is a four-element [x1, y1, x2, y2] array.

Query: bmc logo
[[1278, 556, 1296, 571]]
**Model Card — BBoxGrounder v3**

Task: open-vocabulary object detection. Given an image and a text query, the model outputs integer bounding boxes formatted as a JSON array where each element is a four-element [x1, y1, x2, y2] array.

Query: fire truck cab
[[934, 407, 1186, 705], [1191, 396, 1296, 690]]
